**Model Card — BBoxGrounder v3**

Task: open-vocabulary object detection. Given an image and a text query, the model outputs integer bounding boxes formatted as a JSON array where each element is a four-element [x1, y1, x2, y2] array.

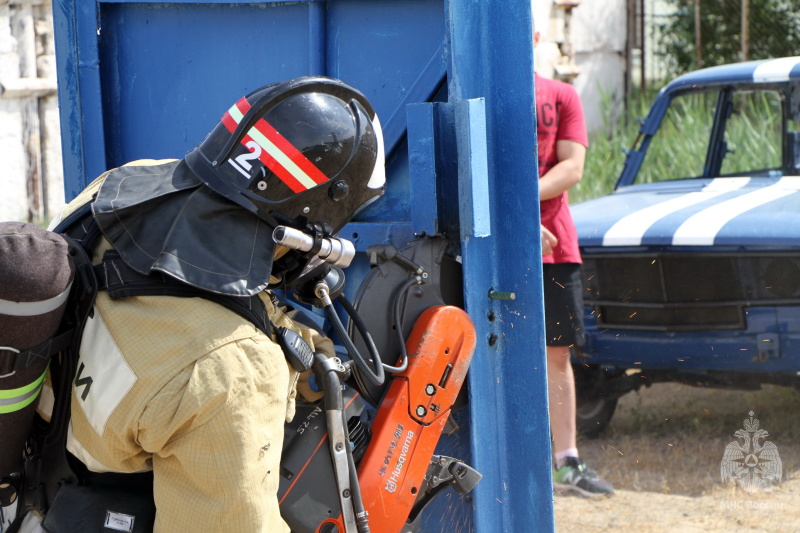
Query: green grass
[[573, 87, 659, 204]]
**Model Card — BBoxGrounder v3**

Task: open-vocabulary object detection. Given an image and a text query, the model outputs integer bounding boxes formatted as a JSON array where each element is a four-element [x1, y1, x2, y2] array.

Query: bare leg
[[546, 345, 577, 457]]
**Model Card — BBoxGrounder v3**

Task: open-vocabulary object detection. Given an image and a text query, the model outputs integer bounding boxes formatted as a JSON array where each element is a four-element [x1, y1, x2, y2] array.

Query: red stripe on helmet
[[220, 98, 252, 133], [237, 132, 307, 193], [253, 118, 329, 185], [236, 97, 252, 114], [221, 112, 238, 134]]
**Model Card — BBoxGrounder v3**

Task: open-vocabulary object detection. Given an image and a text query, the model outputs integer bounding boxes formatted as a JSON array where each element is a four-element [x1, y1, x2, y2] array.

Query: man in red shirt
[[535, 30, 614, 497]]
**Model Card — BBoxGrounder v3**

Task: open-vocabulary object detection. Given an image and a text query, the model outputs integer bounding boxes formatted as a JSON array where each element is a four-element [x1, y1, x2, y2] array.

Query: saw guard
[[356, 305, 477, 533]]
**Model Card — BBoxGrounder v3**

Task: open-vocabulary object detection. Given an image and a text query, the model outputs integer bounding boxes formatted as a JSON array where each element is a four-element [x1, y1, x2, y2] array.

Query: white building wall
[[533, 0, 627, 135], [573, 0, 627, 135], [0, 0, 62, 224], [0, 4, 28, 222], [37, 4, 62, 218], [532, 2, 564, 80]]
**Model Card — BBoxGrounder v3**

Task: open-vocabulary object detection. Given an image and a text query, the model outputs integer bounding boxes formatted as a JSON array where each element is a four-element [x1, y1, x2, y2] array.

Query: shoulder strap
[[94, 250, 273, 337]]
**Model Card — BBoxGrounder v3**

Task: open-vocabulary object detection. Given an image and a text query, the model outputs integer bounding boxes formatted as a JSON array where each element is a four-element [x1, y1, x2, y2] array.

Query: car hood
[[573, 176, 800, 248]]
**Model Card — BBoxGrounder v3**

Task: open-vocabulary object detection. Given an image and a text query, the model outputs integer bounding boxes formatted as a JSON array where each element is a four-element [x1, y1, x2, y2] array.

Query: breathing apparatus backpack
[[0, 219, 96, 516], [0, 207, 286, 533]]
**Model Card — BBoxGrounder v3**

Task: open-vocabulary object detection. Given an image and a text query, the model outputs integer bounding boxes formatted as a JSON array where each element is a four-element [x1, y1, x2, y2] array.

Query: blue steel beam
[[456, 99, 491, 239], [407, 103, 439, 235], [308, 2, 326, 75], [448, 0, 554, 531], [52, 0, 107, 201]]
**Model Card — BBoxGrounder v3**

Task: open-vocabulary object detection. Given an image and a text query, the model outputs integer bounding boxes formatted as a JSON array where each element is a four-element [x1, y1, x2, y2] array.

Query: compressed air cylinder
[[0, 222, 75, 495]]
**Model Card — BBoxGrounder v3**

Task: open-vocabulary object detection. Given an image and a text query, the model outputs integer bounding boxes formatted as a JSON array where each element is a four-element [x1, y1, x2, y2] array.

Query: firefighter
[[18, 76, 385, 533]]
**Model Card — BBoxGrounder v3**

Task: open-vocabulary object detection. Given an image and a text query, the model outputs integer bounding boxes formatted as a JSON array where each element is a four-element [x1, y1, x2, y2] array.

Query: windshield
[[634, 87, 791, 184], [719, 90, 782, 175]]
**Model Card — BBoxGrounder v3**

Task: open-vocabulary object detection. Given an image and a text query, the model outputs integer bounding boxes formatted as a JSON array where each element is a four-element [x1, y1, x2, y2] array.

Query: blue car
[[571, 57, 800, 436]]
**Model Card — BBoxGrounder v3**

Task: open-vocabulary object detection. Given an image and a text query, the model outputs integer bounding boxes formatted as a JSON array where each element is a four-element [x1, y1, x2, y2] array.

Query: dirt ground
[[554, 382, 800, 533], [554, 482, 800, 533]]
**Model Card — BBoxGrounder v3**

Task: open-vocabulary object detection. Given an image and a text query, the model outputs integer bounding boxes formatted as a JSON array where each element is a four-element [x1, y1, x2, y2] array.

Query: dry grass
[[555, 383, 800, 533], [577, 382, 800, 497]]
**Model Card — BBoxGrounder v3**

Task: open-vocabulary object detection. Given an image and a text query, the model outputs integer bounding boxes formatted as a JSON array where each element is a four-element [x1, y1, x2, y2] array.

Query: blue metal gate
[[52, 1, 553, 530]]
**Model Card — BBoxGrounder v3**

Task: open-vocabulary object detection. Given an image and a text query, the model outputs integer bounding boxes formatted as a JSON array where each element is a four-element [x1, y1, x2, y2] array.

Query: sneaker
[[553, 457, 614, 497]]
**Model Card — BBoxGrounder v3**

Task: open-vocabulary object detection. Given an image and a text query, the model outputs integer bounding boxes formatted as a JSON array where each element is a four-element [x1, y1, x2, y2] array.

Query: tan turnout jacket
[[51, 161, 332, 532]]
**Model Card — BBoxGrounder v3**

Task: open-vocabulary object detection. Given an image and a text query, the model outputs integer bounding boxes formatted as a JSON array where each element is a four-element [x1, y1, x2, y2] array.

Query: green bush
[[657, 0, 800, 76]]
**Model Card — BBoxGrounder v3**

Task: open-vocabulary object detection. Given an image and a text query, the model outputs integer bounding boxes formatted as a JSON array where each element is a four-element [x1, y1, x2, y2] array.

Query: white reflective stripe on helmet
[[0, 281, 73, 317]]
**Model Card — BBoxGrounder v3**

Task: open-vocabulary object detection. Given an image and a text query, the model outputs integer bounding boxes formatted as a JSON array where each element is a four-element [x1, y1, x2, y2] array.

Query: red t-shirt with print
[[536, 73, 588, 264]]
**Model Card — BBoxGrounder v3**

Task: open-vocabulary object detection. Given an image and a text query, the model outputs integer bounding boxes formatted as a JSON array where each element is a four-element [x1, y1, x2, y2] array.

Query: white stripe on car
[[601, 178, 750, 246], [672, 176, 800, 245], [753, 57, 800, 83]]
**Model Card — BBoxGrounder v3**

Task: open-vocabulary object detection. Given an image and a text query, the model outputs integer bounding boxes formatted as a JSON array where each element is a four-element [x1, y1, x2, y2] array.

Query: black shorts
[[543, 263, 585, 348]]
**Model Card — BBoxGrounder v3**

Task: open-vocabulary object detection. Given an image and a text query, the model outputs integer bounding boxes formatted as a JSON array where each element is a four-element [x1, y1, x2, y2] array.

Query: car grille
[[581, 252, 800, 331]]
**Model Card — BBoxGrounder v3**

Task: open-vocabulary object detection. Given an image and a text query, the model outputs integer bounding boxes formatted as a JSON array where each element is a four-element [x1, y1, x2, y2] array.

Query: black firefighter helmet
[[185, 76, 386, 238]]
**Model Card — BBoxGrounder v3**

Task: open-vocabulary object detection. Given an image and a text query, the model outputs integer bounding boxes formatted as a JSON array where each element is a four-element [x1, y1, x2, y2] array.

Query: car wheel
[[576, 396, 617, 439]]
